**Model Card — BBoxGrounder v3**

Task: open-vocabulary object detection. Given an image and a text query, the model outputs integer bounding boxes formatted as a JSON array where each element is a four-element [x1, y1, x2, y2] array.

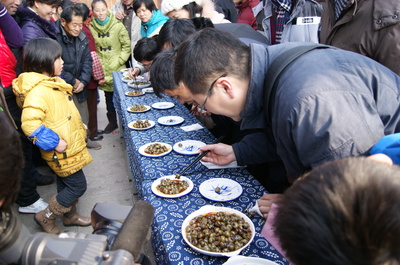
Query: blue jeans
[[56, 169, 87, 208]]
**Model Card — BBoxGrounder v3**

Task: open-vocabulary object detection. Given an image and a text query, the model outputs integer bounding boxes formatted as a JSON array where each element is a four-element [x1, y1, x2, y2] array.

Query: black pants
[[4, 87, 41, 207]]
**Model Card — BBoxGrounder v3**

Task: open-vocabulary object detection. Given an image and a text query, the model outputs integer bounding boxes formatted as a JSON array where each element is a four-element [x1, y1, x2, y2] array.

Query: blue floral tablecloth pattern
[[113, 72, 289, 265]]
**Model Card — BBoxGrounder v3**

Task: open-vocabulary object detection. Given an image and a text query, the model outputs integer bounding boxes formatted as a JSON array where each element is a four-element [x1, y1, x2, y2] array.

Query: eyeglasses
[[199, 73, 226, 113]]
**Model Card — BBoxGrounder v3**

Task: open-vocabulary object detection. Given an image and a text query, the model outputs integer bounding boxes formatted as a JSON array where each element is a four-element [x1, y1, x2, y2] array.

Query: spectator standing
[[133, 0, 168, 37], [55, 6, 100, 150], [319, 0, 400, 76], [12, 38, 92, 234], [261, 0, 323, 44], [76, 2, 104, 143], [90, 0, 131, 134], [161, 0, 230, 24], [0, 2, 52, 214], [16, 0, 61, 46]]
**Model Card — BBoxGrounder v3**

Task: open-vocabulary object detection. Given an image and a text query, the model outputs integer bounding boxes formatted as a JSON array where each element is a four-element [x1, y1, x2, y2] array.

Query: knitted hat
[[161, 0, 196, 16]]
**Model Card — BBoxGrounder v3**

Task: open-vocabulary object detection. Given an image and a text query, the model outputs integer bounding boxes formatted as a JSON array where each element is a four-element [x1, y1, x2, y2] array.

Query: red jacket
[[0, 29, 17, 87], [236, 0, 261, 30]]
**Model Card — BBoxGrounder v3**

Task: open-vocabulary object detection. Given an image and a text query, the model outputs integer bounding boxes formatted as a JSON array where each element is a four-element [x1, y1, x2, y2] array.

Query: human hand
[[191, 105, 211, 117], [115, 11, 126, 20], [73, 82, 84, 93], [258, 194, 282, 219], [199, 143, 236, 165], [55, 139, 68, 153], [98, 79, 106, 85], [128, 67, 141, 78], [367, 153, 393, 166]]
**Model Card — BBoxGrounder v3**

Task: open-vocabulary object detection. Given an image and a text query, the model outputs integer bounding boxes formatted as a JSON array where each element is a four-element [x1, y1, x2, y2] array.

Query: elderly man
[[55, 6, 100, 149]]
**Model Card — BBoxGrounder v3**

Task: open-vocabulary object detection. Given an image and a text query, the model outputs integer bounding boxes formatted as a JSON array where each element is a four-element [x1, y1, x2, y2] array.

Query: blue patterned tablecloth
[[113, 72, 289, 265]]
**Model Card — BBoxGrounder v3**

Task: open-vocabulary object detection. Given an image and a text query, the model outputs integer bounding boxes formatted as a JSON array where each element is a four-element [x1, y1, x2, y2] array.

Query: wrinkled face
[[166, 9, 190, 19], [92, 1, 108, 21], [135, 3, 152, 23], [0, 0, 21, 15], [61, 15, 83, 37], [34, 1, 56, 20], [53, 57, 64, 76]]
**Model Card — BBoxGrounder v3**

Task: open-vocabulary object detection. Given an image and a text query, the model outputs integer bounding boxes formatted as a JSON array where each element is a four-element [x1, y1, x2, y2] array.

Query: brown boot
[[63, 200, 91, 227], [103, 112, 118, 134], [35, 207, 60, 234], [34, 195, 70, 234]]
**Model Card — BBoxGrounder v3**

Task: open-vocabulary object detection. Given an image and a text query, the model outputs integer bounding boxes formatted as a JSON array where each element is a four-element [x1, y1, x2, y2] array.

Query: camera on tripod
[[0, 201, 154, 265]]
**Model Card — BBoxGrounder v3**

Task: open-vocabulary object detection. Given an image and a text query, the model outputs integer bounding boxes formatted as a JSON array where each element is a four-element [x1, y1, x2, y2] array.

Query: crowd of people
[[1, 0, 400, 263]]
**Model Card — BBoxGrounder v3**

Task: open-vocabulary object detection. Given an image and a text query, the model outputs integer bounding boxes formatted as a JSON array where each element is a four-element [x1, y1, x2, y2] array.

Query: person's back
[[319, 0, 400, 75], [274, 157, 400, 265]]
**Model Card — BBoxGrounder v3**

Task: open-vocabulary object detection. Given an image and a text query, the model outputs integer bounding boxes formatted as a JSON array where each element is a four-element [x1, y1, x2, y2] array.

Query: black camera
[[0, 201, 154, 265]]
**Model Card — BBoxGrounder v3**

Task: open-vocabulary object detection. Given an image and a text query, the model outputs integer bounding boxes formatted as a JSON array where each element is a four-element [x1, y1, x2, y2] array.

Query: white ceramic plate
[[127, 120, 155, 130], [125, 91, 144, 97], [173, 140, 206, 155], [138, 142, 172, 157], [121, 75, 133, 83], [182, 205, 255, 257], [157, 116, 184, 126], [120, 68, 130, 73], [223, 256, 278, 265], [152, 102, 175, 110], [199, 178, 243, 202], [127, 105, 151, 113], [151, 175, 193, 198], [142, 87, 154, 93], [127, 79, 151, 89]]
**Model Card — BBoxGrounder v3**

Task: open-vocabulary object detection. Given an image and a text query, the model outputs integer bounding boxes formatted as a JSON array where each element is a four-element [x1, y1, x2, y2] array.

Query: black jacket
[[56, 20, 92, 103]]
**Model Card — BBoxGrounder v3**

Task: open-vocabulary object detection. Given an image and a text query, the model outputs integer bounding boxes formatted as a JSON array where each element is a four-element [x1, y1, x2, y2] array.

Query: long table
[[113, 71, 289, 265]]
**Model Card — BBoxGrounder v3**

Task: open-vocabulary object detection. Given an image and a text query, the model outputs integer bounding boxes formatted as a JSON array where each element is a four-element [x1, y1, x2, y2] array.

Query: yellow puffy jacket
[[12, 72, 92, 177]]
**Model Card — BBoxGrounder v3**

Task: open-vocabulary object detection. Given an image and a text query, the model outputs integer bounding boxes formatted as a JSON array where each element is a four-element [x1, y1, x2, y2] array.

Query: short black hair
[[157, 18, 196, 49], [75, 3, 90, 22], [26, 0, 61, 8], [182, 2, 203, 18], [61, 6, 83, 23], [149, 49, 175, 98], [275, 157, 400, 265], [133, 36, 160, 62], [23, 38, 62, 76], [133, 0, 157, 14], [190, 17, 214, 29]]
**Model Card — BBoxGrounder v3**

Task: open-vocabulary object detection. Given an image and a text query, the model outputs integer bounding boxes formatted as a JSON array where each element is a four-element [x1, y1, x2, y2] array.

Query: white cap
[[161, 0, 196, 16]]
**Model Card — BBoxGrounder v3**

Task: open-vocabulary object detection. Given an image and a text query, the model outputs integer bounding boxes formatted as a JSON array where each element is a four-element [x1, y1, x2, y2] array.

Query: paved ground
[[11, 92, 155, 262]]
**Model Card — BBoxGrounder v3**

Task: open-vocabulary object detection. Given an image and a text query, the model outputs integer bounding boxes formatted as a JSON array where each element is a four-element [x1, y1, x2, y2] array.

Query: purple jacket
[[0, 4, 23, 48], [16, 6, 57, 46]]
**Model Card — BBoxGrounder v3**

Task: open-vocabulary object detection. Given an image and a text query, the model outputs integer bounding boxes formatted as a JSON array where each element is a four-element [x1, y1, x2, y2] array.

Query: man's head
[[121, 0, 133, 7], [150, 49, 194, 104], [174, 28, 250, 120], [60, 6, 83, 37], [0, 0, 21, 15], [133, 37, 160, 70], [274, 157, 400, 265], [157, 18, 196, 49]]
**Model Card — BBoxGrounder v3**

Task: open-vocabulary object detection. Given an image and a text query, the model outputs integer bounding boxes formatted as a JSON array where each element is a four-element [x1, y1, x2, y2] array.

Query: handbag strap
[[264, 44, 331, 126]]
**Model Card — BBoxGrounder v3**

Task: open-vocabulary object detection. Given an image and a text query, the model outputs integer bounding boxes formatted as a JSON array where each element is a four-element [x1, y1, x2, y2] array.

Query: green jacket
[[90, 12, 131, 92]]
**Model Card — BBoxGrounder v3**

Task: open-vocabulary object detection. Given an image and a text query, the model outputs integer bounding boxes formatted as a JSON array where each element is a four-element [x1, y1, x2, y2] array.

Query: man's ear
[[217, 78, 235, 99], [60, 18, 67, 27]]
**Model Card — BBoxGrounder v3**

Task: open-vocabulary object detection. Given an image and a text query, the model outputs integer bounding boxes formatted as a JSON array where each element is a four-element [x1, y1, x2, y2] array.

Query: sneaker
[[87, 139, 102, 150], [19, 198, 48, 214]]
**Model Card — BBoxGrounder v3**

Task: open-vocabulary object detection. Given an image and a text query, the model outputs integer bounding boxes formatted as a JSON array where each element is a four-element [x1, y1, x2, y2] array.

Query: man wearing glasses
[[174, 28, 400, 216]]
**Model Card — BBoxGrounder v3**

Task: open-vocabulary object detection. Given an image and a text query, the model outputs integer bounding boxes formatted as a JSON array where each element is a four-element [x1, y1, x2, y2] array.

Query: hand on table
[[199, 143, 236, 165], [115, 11, 126, 20], [191, 104, 211, 117], [258, 193, 282, 219], [128, 67, 141, 78], [55, 139, 68, 153]]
